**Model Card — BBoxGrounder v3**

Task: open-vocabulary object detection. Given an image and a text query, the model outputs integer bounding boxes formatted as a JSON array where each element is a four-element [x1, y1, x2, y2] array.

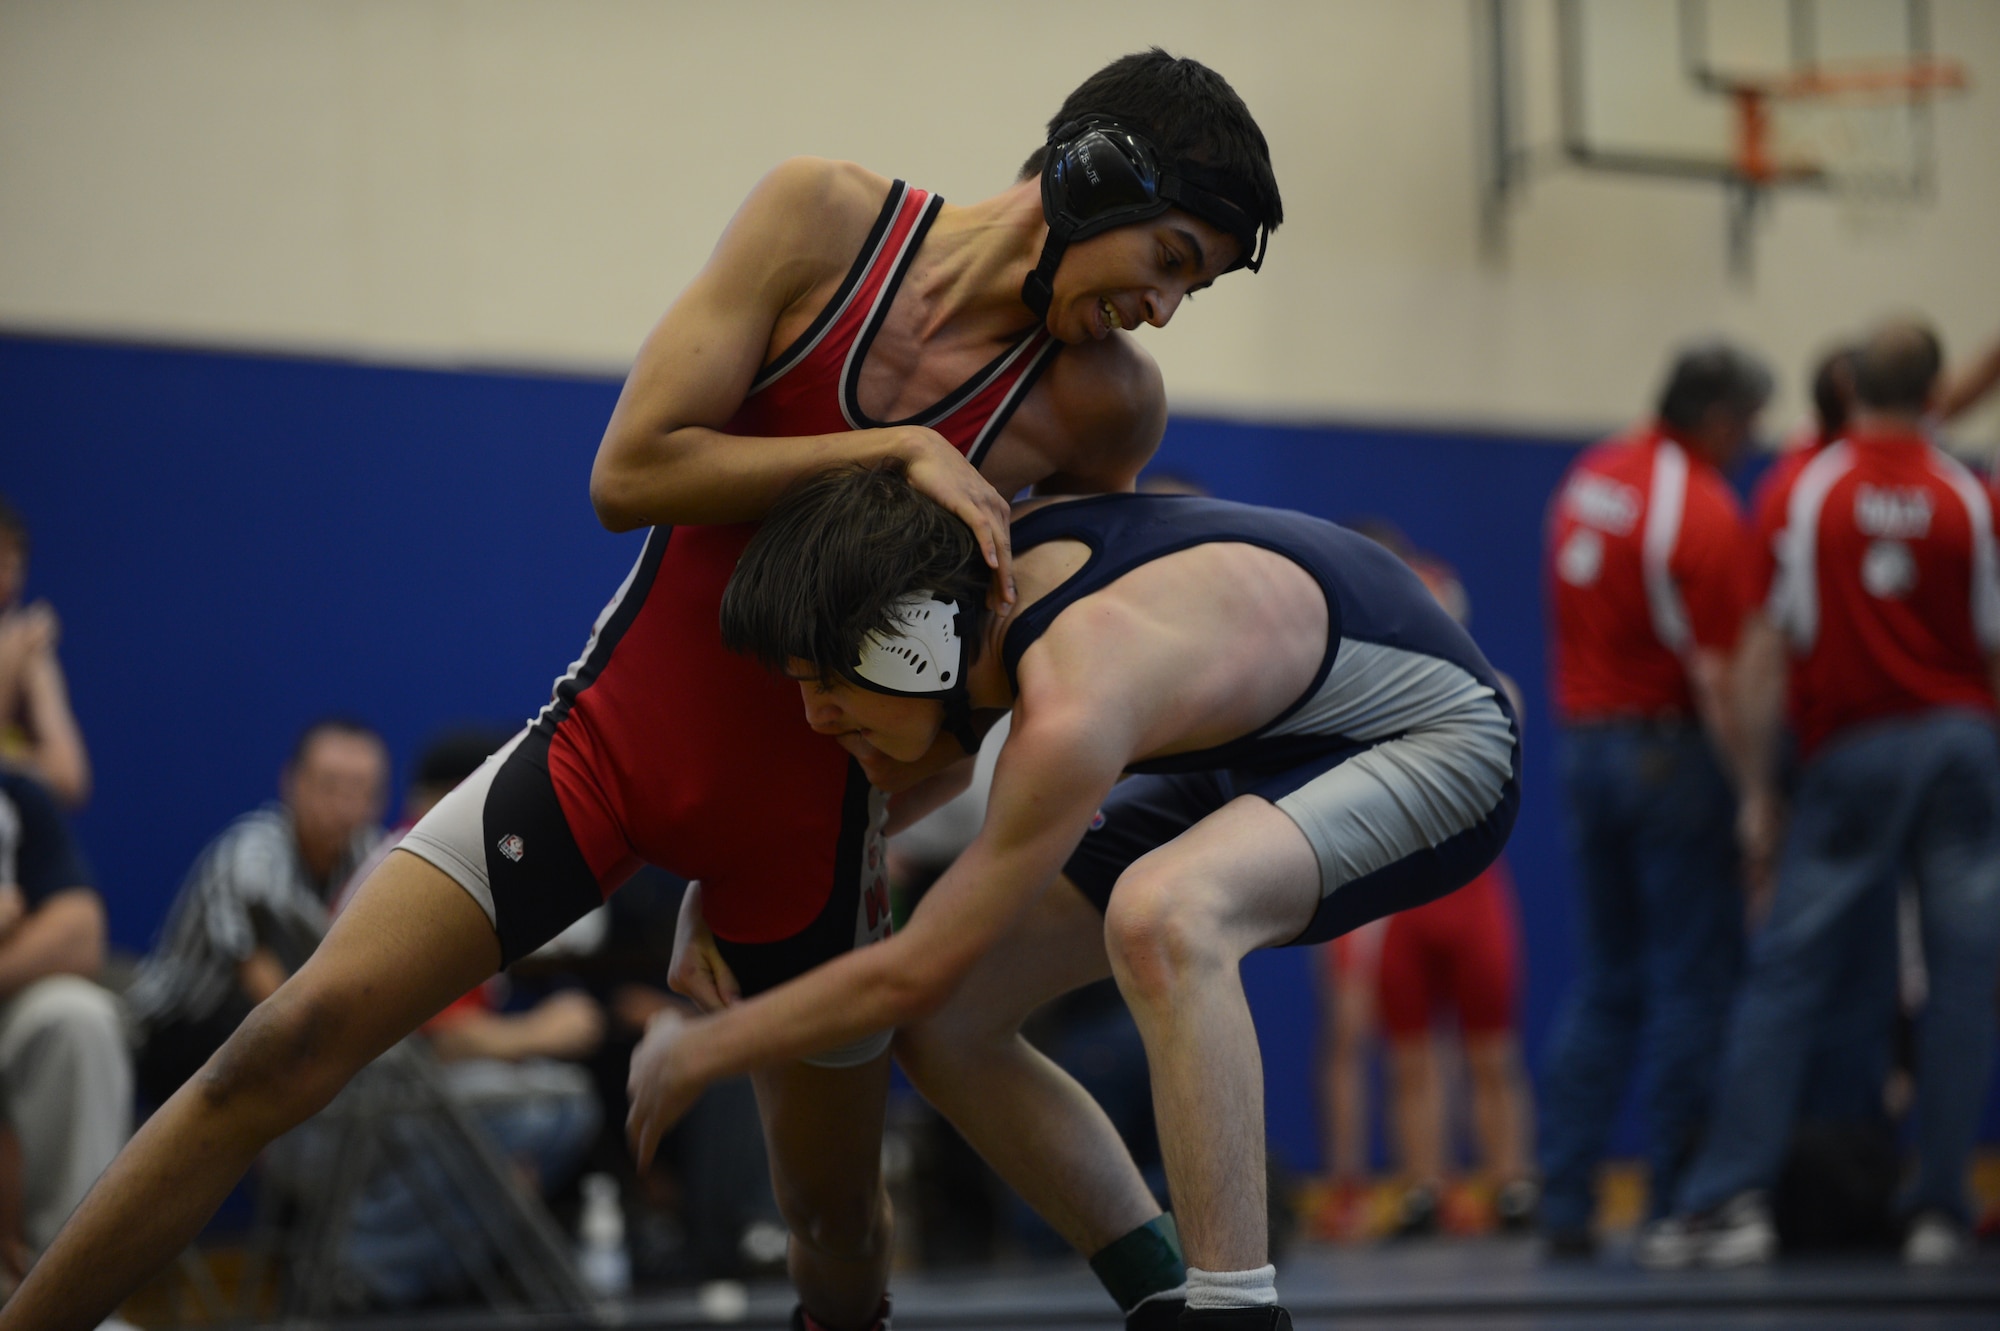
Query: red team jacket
[[1546, 425, 1753, 724], [1755, 427, 2000, 758]]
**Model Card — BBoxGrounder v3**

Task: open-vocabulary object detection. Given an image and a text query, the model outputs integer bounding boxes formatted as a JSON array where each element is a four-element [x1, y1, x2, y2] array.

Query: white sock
[[1185, 1265, 1278, 1310]]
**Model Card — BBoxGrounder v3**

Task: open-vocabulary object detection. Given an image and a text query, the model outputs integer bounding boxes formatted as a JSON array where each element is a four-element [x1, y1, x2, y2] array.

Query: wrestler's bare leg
[[1104, 797, 1319, 1274], [753, 1054, 896, 1331], [1464, 1031, 1533, 1182], [893, 875, 1160, 1253], [0, 851, 500, 1331], [1386, 1034, 1449, 1189]]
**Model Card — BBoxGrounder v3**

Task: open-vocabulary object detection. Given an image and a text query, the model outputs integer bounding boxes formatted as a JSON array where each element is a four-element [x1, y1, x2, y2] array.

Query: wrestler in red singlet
[[518, 183, 1058, 985]]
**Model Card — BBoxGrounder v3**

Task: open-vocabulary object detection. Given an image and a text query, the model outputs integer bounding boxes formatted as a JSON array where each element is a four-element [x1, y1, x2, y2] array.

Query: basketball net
[[1731, 60, 1968, 236]]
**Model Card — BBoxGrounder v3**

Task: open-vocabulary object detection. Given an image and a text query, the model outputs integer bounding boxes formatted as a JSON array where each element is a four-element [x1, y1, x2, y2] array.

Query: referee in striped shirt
[[126, 719, 386, 1105]]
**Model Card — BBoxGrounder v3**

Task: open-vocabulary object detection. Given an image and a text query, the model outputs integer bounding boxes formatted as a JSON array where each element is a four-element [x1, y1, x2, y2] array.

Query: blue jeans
[[1676, 710, 2000, 1224], [1537, 722, 1742, 1231]]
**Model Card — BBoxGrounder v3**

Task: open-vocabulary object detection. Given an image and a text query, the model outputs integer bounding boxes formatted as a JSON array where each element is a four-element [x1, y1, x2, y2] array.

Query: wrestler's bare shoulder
[[729, 158, 894, 275], [728, 158, 898, 347], [991, 332, 1165, 494]]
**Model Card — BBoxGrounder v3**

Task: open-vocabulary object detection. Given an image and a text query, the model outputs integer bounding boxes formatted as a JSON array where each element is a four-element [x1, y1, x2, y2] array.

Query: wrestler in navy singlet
[[1006, 493, 1521, 943]]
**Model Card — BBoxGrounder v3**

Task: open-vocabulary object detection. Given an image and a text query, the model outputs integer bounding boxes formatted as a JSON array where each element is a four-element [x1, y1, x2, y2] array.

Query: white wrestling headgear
[[850, 592, 967, 697]]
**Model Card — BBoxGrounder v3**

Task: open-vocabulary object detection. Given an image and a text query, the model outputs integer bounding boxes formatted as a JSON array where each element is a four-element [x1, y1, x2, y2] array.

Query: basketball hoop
[[1723, 58, 1969, 228]]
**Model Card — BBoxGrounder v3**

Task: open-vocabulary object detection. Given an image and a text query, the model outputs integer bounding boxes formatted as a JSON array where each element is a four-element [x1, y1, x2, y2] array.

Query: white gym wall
[[2, 0, 1995, 443]]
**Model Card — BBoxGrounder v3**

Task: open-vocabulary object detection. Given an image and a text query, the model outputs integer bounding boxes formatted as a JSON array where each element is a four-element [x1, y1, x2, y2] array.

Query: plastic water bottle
[[576, 1172, 631, 1298]]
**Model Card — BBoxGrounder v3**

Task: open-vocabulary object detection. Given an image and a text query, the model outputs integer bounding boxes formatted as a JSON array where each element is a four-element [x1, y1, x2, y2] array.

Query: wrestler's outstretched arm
[[590, 157, 1017, 597], [625, 689, 1131, 1159], [0, 853, 500, 1331]]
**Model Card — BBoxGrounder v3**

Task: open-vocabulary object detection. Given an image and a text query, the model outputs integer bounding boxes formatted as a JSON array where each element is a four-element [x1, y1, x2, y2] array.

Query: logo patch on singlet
[[497, 833, 525, 863], [1089, 810, 1107, 831]]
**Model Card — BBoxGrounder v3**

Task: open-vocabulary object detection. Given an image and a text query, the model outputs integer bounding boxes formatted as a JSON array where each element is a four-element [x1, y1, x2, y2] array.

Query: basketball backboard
[[1559, 0, 1932, 182], [1477, 0, 1964, 272]]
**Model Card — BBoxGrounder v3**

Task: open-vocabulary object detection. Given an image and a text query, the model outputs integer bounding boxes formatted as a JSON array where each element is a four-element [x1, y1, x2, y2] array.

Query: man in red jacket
[[1536, 341, 1770, 1256], [1648, 319, 2000, 1269]]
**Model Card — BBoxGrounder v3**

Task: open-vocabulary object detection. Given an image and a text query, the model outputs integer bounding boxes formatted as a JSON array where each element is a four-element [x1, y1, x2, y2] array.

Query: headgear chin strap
[[849, 592, 981, 753], [1021, 115, 1268, 322]]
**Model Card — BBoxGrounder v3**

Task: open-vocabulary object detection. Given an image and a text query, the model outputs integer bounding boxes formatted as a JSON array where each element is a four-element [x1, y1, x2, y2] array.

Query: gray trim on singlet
[[966, 335, 1061, 468], [1265, 639, 1516, 896], [749, 182, 910, 398], [534, 536, 654, 731], [1264, 636, 1503, 751], [837, 193, 939, 432], [397, 728, 532, 931]]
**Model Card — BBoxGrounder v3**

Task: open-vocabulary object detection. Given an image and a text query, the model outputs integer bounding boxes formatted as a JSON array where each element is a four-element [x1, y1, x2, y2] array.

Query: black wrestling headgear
[[1021, 115, 1269, 321]]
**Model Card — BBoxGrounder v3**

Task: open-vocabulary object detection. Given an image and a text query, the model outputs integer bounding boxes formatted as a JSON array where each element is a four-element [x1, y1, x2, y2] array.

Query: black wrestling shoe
[[791, 1296, 891, 1330], [1127, 1298, 1186, 1330], [1179, 1307, 1292, 1329]]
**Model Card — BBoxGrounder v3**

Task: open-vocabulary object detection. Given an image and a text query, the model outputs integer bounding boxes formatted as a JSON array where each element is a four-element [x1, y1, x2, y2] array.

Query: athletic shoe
[[1125, 1297, 1185, 1330], [1903, 1211, 1967, 1267], [1494, 1177, 1541, 1233], [1700, 1192, 1778, 1268], [1632, 1215, 1701, 1270], [1178, 1307, 1293, 1329]]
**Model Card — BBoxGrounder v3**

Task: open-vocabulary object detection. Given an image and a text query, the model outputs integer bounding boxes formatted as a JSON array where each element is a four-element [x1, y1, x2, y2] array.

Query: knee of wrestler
[[771, 1179, 891, 1266], [1104, 859, 1228, 1010], [192, 986, 356, 1130]]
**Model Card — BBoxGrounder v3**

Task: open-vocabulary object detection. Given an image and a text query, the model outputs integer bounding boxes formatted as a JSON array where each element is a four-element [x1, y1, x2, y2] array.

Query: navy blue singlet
[[1001, 493, 1516, 774]]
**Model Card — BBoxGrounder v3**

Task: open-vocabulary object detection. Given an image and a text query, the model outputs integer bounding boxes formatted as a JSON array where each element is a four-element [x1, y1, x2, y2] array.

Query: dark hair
[[1852, 319, 1943, 414], [722, 461, 989, 685], [414, 727, 509, 794], [288, 716, 384, 771], [1656, 340, 1773, 432], [1019, 49, 1283, 236], [0, 494, 26, 552], [1810, 344, 1861, 441]]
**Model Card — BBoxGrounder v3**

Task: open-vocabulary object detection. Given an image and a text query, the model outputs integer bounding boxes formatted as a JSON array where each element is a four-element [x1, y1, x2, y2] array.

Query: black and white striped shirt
[[125, 804, 379, 1032]]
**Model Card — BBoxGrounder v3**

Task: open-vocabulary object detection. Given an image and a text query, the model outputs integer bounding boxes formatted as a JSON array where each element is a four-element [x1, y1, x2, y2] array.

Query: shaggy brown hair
[[721, 460, 989, 686]]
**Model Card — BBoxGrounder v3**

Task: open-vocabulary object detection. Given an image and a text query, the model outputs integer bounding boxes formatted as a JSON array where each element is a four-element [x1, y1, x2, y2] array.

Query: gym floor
[[310, 1237, 2000, 1330]]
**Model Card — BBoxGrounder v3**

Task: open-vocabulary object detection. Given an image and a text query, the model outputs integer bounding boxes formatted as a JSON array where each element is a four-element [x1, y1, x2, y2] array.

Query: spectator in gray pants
[[0, 771, 129, 1279]]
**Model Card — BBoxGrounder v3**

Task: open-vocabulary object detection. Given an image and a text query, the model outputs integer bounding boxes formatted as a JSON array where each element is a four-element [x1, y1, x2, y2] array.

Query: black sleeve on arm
[[1, 772, 95, 909]]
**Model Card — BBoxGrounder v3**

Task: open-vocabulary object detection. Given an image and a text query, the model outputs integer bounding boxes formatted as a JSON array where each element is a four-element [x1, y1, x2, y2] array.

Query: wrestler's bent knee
[[1104, 864, 1228, 1006]]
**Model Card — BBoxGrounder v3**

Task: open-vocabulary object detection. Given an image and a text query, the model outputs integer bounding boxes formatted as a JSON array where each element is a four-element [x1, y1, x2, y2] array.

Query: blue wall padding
[[5, 333, 1990, 1172]]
